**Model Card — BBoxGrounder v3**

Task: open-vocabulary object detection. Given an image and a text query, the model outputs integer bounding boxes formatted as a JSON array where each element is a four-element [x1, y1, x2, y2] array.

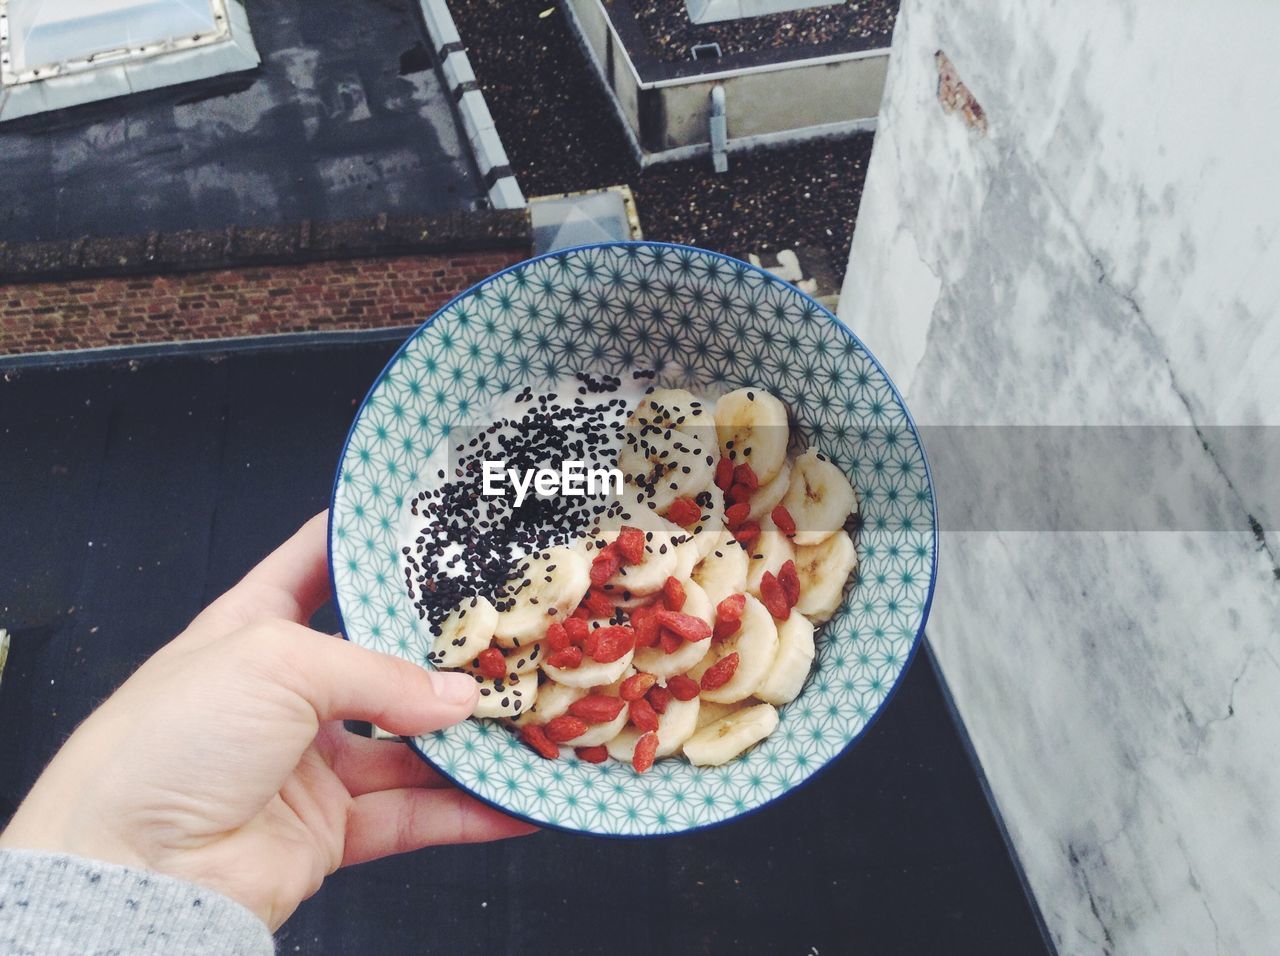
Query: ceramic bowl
[[330, 242, 936, 836]]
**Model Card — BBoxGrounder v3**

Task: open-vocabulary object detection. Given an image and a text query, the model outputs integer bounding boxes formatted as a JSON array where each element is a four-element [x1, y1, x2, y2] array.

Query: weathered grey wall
[[840, 2, 1280, 953]]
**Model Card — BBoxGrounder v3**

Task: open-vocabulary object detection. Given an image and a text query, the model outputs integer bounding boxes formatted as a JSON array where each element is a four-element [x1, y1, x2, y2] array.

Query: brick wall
[[0, 250, 525, 355]]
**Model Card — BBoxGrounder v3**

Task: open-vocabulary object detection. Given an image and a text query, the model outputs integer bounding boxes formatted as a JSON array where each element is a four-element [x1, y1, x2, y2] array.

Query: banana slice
[[510, 679, 585, 728], [617, 422, 715, 513], [494, 546, 590, 646], [471, 670, 537, 719], [793, 530, 858, 623], [747, 459, 791, 522], [426, 596, 498, 668], [745, 518, 796, 598], [606, 694, 701, 760], [629, 387, 716, 443], [542, 648, 635, 688], [692, 532, 749, 608], [693, 698, 750, 732], [632, 577, 715, 678], [602, 510, 685, 597], [682, 702, 779, 766], [754, 613, 816, 706], [688, 594, 779, 703], [714, 387, 789, 485], [688, 485, 727, 561], [780, 449, 858, 546]]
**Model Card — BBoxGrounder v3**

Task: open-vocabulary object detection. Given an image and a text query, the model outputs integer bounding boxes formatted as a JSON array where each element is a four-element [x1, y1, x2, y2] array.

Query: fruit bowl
[[329, 242, 936, 836]]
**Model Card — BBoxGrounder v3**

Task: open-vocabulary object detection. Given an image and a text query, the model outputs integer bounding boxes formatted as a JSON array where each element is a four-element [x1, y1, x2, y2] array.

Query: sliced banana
[[427, 596, 498, 668], [781, 449, 858, 546], [713, 387, 789, 485], [606, 694, 701, 760], [632, 577, 715, 678], [493, 546, 590, 646], [747, 459, 791, 522], [691, 532, 749, 608], [542, 648, 635, 689], [793, 530, 858, 623], [688, 594, 779, 704], [510, 679, 585, 728], [629, 387, 716, 444], [617, 422, 715, 513], [754, 613, 815, 706], [693, 698, 750, 732], [687, 484, 726, 561], [471, 670, 537, 719], [565, 699, 631, 747], [745, 518, 795, 598], [682, 702, 779, 766]]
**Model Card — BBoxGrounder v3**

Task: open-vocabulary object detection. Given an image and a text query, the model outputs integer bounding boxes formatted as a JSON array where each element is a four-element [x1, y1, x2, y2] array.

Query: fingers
[[262, 620, 479, 734], [189, 512, 333, 638], [342, 787, 538, 866], [316, 723, 448, 797]]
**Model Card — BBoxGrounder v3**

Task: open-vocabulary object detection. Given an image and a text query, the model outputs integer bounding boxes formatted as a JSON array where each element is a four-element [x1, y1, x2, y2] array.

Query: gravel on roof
[[616, 0, 898, 63], [452, 0, 873, 277]]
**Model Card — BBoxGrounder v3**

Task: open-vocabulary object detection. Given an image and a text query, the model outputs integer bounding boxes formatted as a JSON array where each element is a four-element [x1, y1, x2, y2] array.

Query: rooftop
[[0, 0, 489, 244]]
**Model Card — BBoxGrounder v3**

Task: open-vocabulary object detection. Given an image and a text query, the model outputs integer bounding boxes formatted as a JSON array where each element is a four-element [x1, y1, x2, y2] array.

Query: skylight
[[686, 0, 844, 26], [7, 0, 219, 76], [0, 0, 258, 121]]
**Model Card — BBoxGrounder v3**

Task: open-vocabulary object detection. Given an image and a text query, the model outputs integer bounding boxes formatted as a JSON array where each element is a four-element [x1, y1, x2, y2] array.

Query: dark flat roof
[[0, 0, 486, 244], [0, 338, 1048, 954]]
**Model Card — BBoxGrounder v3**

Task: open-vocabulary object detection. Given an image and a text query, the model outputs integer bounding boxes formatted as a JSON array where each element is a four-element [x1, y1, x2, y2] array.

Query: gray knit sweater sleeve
[[0, 849, 274, 955]]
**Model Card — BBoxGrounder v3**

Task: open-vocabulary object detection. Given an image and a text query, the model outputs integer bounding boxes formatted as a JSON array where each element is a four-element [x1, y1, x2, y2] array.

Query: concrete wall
[[564, 0, 886, 156], [655, 54, 887, 149], [840, 1, 1280, 953]]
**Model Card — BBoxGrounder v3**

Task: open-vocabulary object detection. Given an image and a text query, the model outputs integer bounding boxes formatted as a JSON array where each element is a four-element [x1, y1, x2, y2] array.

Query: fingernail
[[430, 670, 478, 705]]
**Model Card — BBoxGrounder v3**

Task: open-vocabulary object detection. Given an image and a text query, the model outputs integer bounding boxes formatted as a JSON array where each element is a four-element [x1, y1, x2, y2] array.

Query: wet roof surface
[[0, 339, 1048, 954], [0, 0, 485, 244]]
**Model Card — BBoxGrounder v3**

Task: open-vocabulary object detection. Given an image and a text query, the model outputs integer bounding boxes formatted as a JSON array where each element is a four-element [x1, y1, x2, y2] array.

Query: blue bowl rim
[[327, 240, 939, 840]]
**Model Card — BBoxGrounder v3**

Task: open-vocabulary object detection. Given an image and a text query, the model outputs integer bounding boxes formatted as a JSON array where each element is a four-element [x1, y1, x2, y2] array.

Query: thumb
[[251, 620, 479, 735]]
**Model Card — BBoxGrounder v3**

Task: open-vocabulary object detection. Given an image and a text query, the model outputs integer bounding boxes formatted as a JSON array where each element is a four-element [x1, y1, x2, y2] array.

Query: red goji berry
[[660, 630, 683, 654], [771, 504, 797, 538], [724, 501, 751, 527], [545, 621, 570, 652], [570, 604, 590, 620], [726, 482, 753, 506], [716, 593, 746, 623], [778, 559, 801, 607], [547, 646, 584, 669], [520, 725, 560, 760], [545, 715, 589, 743], [630, 605, 661, 648], [662, 575, 686, 611], [632, 731, 659, 773], [759, 571, 791, 620], [629, 697, 660, 733], [666, 674, 701, 701], [590, 544, 622, 586], [568, 694, 626, 723], [616, 525, 646, 564], [581, 588, 614, 618], [655, 609, 713, 642], [575, 744, 608, 763], [700, 652, 740, 690], [733, 463, 759, 492], [714, 456, 735, 491], [589, 625, 636, 663], [667, 496, 701, 527], [620, 671, 658, 702], [713, 617, 741, 642], [646, 684, 672, 714], [563, 616, 590, 644], [733, 521, 761, 548], [476, 647, 507, 679]]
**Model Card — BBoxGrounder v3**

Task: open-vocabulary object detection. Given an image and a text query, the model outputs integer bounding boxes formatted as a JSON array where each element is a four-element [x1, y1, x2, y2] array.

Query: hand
[[0, 513, 534, 930]]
